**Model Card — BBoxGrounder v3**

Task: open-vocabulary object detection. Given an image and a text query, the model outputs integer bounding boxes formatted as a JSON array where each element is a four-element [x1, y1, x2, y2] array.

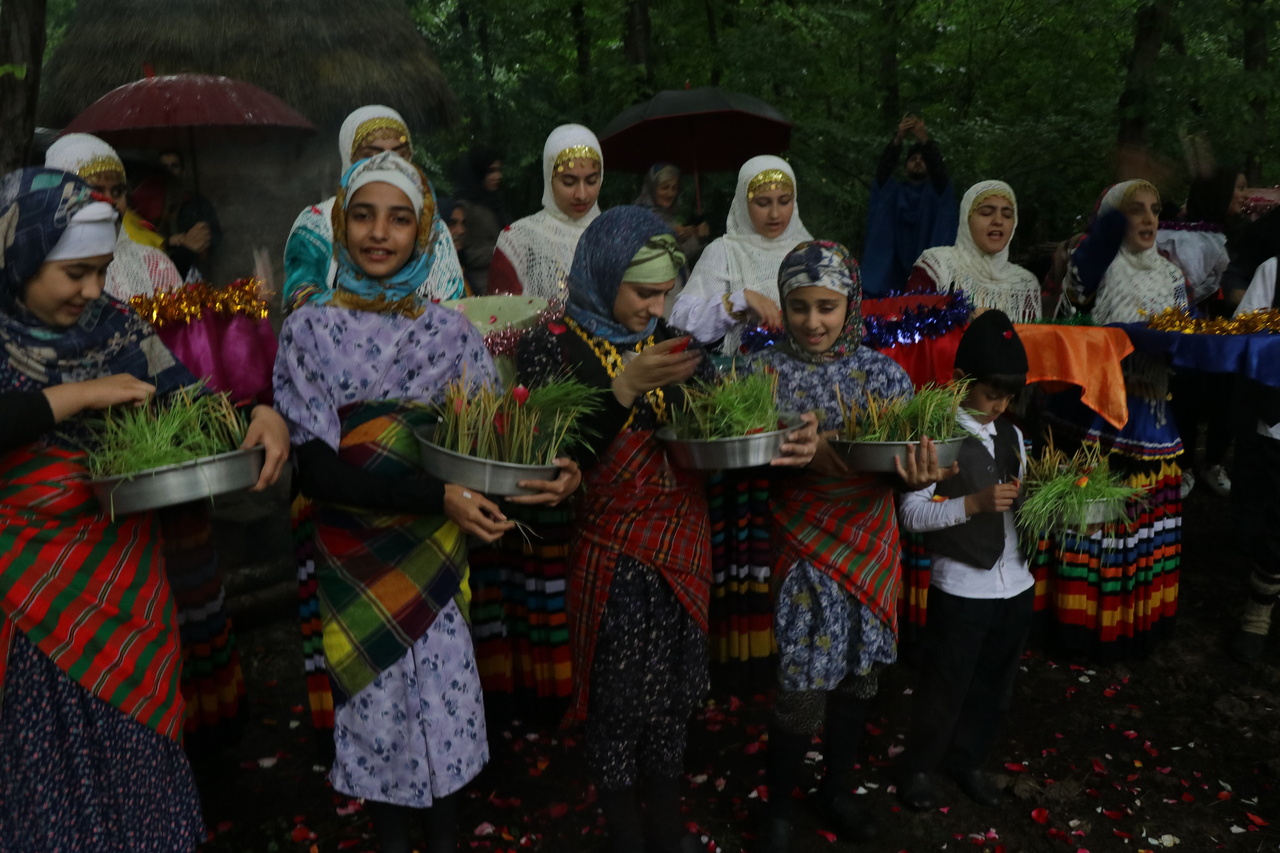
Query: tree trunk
[[704, 0, 721, 86], [623, 0, 655, 95], [1115, 1, 1172, 149], [571, 2, 591, 106], [1242, 0, 1269, 183], [0, 0, 48, 175], [878, 0, 900, 124]]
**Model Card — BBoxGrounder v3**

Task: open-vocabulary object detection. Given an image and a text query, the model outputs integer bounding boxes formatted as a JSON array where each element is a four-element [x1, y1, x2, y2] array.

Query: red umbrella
[[62, 73, 316, 149], [599, 86, 792, 211]]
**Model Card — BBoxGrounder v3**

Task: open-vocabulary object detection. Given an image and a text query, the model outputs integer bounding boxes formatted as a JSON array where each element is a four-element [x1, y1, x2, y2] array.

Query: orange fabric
[[1014, 324, 1133, 428]]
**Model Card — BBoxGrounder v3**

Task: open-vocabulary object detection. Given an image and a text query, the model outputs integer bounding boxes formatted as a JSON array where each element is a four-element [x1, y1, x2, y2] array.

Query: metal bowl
[[657, 414, 803, 471], [89, 446, 265, 517], [416, 432, 561, 497], [828, 435, 967, 473], [1060, 498, 1130, 529]]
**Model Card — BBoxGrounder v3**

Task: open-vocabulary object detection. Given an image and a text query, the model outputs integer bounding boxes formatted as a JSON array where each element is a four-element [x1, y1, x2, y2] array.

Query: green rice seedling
[[1017, 439, 1146, 541], [671, 369, 782, 441], [433, 376, 602, 466], [84, 386, 247, 479], [835, 380, 972, 442]]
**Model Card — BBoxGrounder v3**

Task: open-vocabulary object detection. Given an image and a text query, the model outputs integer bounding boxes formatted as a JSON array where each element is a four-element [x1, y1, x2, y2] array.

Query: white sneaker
[[1203, 465, 1231, 496], [1181, 469, 1196, 499]]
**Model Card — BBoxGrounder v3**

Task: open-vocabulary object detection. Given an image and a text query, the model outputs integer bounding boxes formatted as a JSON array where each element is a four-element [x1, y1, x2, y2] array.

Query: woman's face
[[353, 129, 412, 163], [22, 254, 113, 328], [613, 278, 676, 333], [551, 161, 602, 220], [1122, 189, 1160, 252], [968, 195, 1015, 255], [1228, 173, 1249, 217], [85, 170, 128, 216], [655, 178, 679, 209], [783, 285, 848, 355], [345, 183, 418, 278], [747, 187, 794, 239]]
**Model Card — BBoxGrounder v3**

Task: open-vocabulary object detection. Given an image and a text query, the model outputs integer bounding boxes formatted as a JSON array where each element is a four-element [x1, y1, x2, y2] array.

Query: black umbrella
[[599, 86, 792, 211]]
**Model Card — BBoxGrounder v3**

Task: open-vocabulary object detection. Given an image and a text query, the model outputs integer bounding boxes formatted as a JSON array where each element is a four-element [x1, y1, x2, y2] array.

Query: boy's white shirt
[[898, 411, 1035, 600]]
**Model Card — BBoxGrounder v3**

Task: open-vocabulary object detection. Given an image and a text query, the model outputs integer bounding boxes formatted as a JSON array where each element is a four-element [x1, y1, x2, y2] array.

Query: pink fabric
[[158, 312, 277, 404]]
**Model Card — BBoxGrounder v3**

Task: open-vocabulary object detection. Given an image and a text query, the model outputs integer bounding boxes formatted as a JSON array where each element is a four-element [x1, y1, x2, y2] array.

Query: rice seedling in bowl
[[660, 370, 801, 470], [829, 381, 973, 472], [1017, 439, 1145, 541]]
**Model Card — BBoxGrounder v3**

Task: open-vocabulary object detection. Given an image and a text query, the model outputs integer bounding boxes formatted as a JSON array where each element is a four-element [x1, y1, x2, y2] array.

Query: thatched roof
[[40, 0, 457, 131]]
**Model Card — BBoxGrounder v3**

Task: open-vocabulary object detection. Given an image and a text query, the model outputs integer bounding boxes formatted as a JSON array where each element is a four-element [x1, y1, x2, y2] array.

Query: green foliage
[[432, 376, 602, 464], [0, 65, 28, 80], [407, 0, 1279, 255], [1017, 440, 1145, 540], [83, 387, 248, 479], [672, 369, 782, 440]]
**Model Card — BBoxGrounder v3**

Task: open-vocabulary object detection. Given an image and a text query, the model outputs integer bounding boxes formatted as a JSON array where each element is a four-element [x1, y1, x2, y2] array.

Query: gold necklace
[[565, 317, 668, 424]]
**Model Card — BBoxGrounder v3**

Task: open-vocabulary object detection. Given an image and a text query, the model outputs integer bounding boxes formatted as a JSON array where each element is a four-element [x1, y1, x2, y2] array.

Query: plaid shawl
[[313, 400, 467, 702], [0, 445, 184, 740], [565, 429, 710, 725], [772, 472, 902, 634]]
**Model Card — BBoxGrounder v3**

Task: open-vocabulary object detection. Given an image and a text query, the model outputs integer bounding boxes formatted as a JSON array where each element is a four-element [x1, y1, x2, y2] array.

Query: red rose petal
[[1031, 807, 1050, 824]]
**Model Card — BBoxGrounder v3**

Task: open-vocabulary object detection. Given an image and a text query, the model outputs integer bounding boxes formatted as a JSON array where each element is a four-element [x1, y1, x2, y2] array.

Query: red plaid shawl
[[772, 473, 903, 634], [564, 429, 711, 725], [313, 401, 467, 702], [0, 445, 184, 740]]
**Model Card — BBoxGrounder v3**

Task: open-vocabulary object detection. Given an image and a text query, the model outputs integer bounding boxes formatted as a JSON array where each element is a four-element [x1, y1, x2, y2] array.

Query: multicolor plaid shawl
[[313, 400, 468, 702], [0, 445, 184, 740], [565, 429, 710, 725], [771, 472, 902, 634]]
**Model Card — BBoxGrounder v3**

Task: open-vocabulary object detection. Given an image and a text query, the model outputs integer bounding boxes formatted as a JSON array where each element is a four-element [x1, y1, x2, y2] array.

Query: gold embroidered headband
[[1120, 180, 1160, 207], [352, 117, 410, 156], [746, 169, 793, 200], [968, 188, 1015, 218], [76, 155, 126, 182], [554, 145, 601, 173]]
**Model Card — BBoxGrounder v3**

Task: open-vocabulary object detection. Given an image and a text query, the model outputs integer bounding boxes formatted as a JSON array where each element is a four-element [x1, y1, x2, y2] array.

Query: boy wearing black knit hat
[[896, 310, 1034, 811]]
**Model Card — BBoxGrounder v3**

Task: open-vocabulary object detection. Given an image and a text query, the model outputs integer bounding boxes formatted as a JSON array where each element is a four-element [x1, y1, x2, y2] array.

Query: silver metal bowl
[[1061, 498, 1130, 529], [88, 446, 265, 517], [416, 432, 561, 496], [657, 414, 803, 471], [828, 435, 967, 473]]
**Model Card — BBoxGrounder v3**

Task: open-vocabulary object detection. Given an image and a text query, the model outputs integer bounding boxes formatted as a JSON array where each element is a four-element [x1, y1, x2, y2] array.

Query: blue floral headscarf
[[0, 167, 193, 394], [776, 240, 863, 362], [324, 152, 439, 310], [564, 205, 679, 344]]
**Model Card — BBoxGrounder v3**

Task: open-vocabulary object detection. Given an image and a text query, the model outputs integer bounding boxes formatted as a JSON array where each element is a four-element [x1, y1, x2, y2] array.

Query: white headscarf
[[539, 123, 604, 224], [915, 180, 1040, 321], [45, 133, 125, 180], [491, 124, 603, 301], [719, 155, 813, 298], [1092, 180, 1187, 325], [338, 105, 411, 170]]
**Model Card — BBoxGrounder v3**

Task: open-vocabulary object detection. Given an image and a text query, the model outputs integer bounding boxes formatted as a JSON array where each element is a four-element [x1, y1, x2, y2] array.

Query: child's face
[[22, 254, 113, 328], [967, 195, 1015, 255], [962, 380, 1016, 424], [613, 278, 676, 332], [345, 182, 417, 279], [783, 285, 847, 355]]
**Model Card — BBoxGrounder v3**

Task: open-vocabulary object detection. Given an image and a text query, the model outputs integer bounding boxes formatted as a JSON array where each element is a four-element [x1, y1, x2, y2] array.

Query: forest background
[[12, 0, 1280, 257]]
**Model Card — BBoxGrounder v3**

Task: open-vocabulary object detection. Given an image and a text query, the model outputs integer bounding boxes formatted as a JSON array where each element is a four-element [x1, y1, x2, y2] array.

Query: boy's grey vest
[[922, 419, 1019, 570]]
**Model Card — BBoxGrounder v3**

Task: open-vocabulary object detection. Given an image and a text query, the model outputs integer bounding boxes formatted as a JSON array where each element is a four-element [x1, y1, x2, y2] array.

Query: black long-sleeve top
[[1, 391, 55, 455], [293, 437, 447, 514]]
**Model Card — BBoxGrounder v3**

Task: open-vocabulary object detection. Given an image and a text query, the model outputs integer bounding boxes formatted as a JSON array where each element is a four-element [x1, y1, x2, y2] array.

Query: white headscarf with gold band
[[338, 105, 411, 171], [915, 180, 1040, 321], [44, 133, 183, 300], [492, 124, 603, 301], [1091, 180, 1187, 325]]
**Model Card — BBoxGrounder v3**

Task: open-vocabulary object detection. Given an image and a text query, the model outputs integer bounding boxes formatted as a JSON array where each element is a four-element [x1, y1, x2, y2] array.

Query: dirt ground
[[195, 486, 1280, 853]]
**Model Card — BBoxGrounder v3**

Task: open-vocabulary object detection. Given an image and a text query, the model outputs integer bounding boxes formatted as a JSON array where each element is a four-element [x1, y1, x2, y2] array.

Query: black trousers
[[904, 585, 1034, 774]]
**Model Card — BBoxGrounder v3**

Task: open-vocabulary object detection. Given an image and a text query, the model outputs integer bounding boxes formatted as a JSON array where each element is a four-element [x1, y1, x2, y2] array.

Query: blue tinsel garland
[[739, 290, 972, 354]]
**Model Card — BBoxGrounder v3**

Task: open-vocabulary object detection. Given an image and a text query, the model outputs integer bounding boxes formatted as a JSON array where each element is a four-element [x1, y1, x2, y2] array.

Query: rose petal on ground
[[1005, 762, 1027, 772], [475, 822, 497, 836], [815, 830, 837, 842], [1032, 807, 1050, 824], [1246, 813, 1269, 826]]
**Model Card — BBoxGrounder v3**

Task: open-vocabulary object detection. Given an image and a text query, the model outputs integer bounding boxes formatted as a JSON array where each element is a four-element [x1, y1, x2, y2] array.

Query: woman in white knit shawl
[[669, 155, 812, 353], [907, 179, 1041, 321]]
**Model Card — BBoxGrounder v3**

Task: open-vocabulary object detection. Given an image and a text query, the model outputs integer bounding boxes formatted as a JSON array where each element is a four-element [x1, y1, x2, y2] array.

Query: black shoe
[[950, 769, 1002, 807], [1229, 629, 1268, 663], [814, 786, 878, 842], [897, 772, 941, 811]]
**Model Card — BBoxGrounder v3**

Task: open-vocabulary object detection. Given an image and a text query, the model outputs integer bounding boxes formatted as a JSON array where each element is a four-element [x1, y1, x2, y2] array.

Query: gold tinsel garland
[[1145, 306, 1280, 335], [129, 278, 271, 329]]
